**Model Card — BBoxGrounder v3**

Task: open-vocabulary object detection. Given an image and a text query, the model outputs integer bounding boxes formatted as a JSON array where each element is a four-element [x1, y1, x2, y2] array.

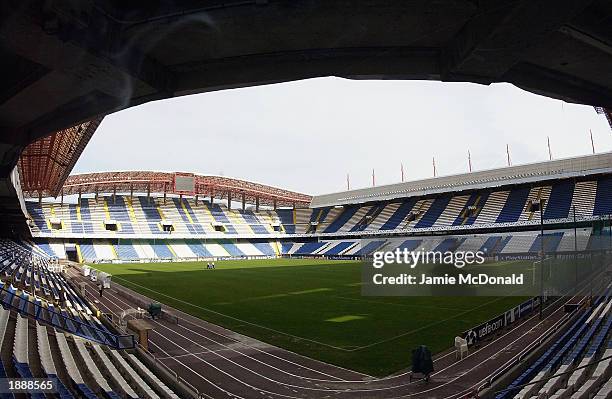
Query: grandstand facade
[[20, 152, 612, 263]]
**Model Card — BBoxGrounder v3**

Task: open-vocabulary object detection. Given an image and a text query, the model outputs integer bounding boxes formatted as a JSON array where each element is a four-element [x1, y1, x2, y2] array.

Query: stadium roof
[[310, 152, 612, 208], [2, 0, 612, 150], [18, 117, 103, 199], [2, 1, 612, 234], [45, 171, 311, 208]]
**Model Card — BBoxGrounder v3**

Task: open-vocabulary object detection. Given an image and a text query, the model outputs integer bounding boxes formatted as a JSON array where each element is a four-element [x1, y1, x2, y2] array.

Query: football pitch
[[94, 258, 526, 376]]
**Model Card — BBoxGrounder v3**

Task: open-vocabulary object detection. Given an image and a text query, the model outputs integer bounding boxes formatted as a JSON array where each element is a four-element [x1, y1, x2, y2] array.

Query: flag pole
[[506, 144, 511, 166], [590, 129, 596, 154], [468, 150, 472, 172]]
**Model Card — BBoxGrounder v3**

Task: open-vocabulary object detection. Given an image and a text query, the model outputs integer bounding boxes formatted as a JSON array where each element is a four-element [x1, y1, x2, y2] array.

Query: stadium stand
[[27, 174, 612, 249], [31, 225, 603, 262], [496, 288, 612, 399], [594, 176, 612, 216], [0, 239, 182, 398]]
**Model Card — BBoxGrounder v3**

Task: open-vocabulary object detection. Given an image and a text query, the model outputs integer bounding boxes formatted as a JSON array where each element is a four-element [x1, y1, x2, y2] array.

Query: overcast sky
[[74, 78, 612, 195]]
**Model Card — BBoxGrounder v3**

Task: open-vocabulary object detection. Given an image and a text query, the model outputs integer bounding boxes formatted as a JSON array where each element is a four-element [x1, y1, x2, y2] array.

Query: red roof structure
[[18, 117, 104, 198], [53, 171, 312, 208]]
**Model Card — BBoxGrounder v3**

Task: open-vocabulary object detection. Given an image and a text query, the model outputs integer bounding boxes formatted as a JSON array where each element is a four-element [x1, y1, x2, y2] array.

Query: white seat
[[540, 364, 570, 397], [91, 344, 138, 398], [75, 339, 114, 393], [36, 323, 56, 375], [55, 331, 85, 385], [13, 315, 28, 365], [107, 349, 159, 399], [0, 309, 11, 351], [593, 383, 611, 398], [126, 353, 179, 398]]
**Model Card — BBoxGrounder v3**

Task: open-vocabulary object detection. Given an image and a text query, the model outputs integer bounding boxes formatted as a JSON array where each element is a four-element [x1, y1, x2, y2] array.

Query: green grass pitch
[[93, 258, 525, 376]]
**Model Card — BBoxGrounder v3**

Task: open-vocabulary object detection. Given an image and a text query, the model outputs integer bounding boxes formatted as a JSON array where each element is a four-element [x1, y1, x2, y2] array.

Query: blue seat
[[76, 384, 98, 399]]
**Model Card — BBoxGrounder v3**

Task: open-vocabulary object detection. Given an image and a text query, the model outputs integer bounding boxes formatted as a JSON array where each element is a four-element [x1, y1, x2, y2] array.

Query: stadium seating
[[379, 199, 417, 230], [0, 239, 180, 397], [137, 197, 165, 234], [323, 205, 374, 233], [26, 202, 51, 233], [36, 240, 57, 258], [114, 241, 139, 260], [496, 187, 531, 223], [148, 241, 174, 258], [415, 196, 451, 228], [105, 196, 131, 222], [544, 180, 574, 220], [218, 240, 244, 257], [434, 238, 466, 252], [29, 224, 600, 262], [293, 242, 328, 256], [594, 176, 612, 216], [497, 291, 612, 399], [185, 240, 213, 258], [0, 240, 129, 345], [276, 226, 595, 259], [475, 190, 508, 224], [528, 232, 564, 254], [571, 181, 597, 218], [321, 241, 357, 256], [79, 240, 97, 262], [435, 195, 469, 227], [26, 176, 612, 242], [355, 240, 386, 256], [22, 173, 612, 265], [250, 241, 277, 256]]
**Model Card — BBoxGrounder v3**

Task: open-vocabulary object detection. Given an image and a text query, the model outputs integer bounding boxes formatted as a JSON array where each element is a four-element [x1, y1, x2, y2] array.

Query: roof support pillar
[[227, 192, 232, 209], [241, 192, 246, 211], [78, 189, 82, 203], [60, 190, 64, 206], [273, 199, 277, 210], [255, 196, 260, 213], [195, 194, 199, 206]]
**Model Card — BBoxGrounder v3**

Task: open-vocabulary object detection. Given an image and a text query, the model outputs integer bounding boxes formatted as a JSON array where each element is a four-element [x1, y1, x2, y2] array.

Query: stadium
[[1, 2, 612, 399]]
